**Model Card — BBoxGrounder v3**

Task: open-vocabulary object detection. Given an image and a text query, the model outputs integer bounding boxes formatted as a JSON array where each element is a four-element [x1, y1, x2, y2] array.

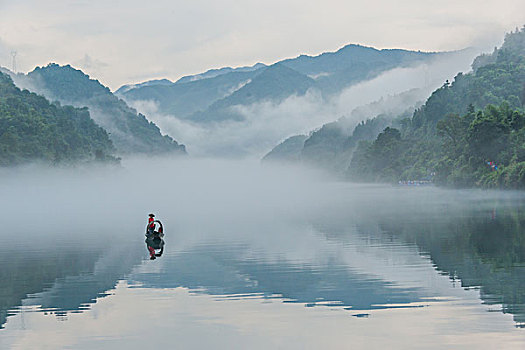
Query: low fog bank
[[1, 157, 521, 245], [0, 158, 332, 240], [128, 49, 479, 158], [2, 157, 524, 300]]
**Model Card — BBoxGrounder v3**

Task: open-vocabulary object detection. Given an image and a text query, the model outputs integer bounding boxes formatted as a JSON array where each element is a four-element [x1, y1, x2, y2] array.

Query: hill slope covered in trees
[[0, 72, 117, 166], [13, 64, 186, 155], [348, 27, 525, 188], [262, 88, 425, 171]]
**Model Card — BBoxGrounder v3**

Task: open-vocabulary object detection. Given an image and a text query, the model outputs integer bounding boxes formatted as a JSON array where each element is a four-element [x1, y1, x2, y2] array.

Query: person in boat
[[147, 213, 155, 235]]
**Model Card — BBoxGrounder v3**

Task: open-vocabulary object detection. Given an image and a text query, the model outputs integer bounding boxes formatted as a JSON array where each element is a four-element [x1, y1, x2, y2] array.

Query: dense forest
[[0, 72, 118, 166], [348, 26, 525, 188], [16, 64, 186, 155], [262, 89, 421, 173]]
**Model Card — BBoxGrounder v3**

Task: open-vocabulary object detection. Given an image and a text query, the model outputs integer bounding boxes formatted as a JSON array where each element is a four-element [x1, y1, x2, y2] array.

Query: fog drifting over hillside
[[128, 49, 478, 158]]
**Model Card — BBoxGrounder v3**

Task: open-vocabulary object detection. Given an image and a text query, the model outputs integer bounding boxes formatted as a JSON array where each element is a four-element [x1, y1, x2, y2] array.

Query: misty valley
[[1, 18, 525, 349]]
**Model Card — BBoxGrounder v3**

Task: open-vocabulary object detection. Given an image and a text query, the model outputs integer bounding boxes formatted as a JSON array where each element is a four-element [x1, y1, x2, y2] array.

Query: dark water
[[1, 161, 525, 349]]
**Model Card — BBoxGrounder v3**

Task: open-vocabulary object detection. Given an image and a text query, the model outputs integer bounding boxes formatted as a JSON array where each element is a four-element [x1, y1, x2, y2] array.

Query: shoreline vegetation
[[1, 26, 524, 189], [264, 26, 525, 190], [0, 64, 187, 167], [347, 27, 525, 189], [0, 72, 120, 166]]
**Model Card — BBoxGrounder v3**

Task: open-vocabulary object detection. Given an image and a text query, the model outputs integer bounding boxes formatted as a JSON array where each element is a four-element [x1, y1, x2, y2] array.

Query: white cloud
[[74, 54, 108, 71], [0, 0, 523, 89], [0, 36, 13, 70]]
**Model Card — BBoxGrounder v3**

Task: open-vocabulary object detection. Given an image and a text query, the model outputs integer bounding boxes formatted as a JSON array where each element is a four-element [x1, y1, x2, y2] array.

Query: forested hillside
[[14, 64, 186, 155], [262, 88, 423, 171], [348, 27, 525, 188], [0, 72, 117, 166]]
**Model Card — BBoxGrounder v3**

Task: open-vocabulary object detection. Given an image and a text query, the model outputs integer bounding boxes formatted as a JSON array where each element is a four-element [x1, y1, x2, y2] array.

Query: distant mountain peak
[[118, 41, 461, 142], [262, 62, 305, 74], [174, 62, 267, 85], [189, 62, 315, 123], [28, 63, 111, 101], [115, 78, 173, 94], [17, 64, 186, 155]]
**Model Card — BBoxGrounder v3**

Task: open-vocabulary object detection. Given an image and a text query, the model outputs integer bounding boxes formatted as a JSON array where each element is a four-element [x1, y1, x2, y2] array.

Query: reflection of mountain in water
[[346, 195, 525, 327], [2, 193, 525, 330], [130, 244, 424, 311], [0, 240, 100, 328], [127, 193, 525, 326], [393, 211, 525, 326], [28, 242, 144, 314], [0, 236, 144, 328]]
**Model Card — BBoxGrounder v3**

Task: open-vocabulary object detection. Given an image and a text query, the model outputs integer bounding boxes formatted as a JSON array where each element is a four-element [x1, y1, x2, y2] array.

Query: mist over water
[[1, 159, 525, 349], [0, 159, 323, 254], [1, 157, 524, 277], [2, 1, 525, 347]]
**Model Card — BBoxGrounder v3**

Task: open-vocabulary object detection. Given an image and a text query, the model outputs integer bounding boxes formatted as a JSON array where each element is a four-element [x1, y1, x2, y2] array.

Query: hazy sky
[[0, 0, 524, 89]]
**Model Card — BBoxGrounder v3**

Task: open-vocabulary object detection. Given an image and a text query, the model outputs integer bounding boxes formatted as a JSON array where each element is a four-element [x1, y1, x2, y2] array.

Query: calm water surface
[[1, 160, 524, 349]]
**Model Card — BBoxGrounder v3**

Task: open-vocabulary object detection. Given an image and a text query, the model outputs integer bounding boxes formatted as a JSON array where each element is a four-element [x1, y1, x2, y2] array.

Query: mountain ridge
[[117, 43, 451, 124], [190, 63, 316, 123], [11, 64, 186, 155], [0, 71, 118, 166]]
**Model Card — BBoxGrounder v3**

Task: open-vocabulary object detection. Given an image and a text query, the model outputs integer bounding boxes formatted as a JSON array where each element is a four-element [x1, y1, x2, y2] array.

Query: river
[[0, 159, 524, 349]]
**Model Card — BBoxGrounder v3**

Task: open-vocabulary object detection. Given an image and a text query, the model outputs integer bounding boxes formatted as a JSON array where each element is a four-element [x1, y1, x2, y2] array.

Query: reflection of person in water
[[146, 234, 165, 260]]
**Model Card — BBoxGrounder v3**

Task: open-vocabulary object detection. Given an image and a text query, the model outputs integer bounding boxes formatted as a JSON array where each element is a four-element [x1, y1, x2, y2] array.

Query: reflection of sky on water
[[1, 161, 525, 348], [23, 241, 144, 314], [2, 283, 524, 350], [3, 188, 525, 325], [129, 243, 424, 310], [2, 209, 525, 349]]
